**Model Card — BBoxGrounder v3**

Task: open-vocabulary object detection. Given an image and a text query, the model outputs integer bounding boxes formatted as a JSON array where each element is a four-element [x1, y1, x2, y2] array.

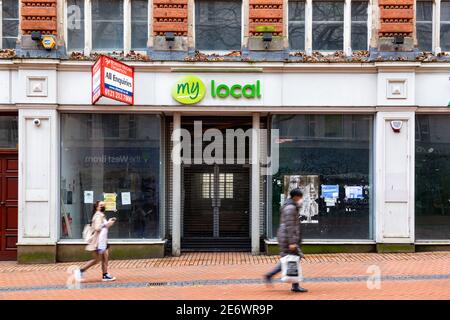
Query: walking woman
[[76, 201, 117, 282]]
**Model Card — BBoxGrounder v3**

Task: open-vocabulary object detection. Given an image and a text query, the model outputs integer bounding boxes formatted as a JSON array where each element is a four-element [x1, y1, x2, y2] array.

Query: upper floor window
[[195, 0, 242, 51], [288, 0, 369, 52], [417, 1, 433, 51], [65, 0, 148, 53], [442, 0, 450, 51], [417, 0, 450, 52], [1, 0, 19, 49]]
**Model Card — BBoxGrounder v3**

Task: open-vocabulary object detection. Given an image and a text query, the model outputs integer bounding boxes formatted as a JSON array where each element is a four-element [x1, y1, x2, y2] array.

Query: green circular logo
[[172, 76, 206, 104]]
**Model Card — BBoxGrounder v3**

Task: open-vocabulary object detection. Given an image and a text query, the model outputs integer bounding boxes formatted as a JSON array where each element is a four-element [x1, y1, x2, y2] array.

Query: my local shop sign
[[172, 75, 261, 104], [92, 55, 134, 105]]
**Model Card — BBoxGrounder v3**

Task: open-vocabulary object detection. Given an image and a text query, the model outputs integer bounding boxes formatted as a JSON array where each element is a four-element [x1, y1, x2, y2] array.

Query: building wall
[[0, 0, 449, 262]]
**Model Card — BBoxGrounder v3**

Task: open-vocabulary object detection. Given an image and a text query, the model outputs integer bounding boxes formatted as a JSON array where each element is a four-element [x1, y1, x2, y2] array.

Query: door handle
[[0, 202, 5, 206]]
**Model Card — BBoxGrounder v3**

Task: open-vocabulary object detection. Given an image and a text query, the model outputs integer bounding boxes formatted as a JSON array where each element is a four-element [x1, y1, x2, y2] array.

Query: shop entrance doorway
[[181, 117, 251, 251], [0, 152, 18, 260]]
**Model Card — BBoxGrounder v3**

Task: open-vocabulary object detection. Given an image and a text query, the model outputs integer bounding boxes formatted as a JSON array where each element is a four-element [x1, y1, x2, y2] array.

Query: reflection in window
[[417, 1, 433, 52], [415, 115, 450, 240], [202, 173, 214, 198], [2, 0, 19, 49], [195, 0, 242, 50], [441, 0, 450, 51], [0, 116, 18, 149], [92, 0, 124, 51], [202, 173, 234, 199], [289, 0, 306, 50], [67, 0, 85, 51], [131, 0, 148, 50], [351, 1, 368, 50], [271, 115, 373, 240], [312, 1, 344, 51], [60, 114, 161, 239]]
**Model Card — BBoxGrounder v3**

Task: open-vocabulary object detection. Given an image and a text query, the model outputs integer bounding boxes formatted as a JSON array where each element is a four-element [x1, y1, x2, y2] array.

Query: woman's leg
[[101, 249, 109, 275], [80, 251, 100, 272]]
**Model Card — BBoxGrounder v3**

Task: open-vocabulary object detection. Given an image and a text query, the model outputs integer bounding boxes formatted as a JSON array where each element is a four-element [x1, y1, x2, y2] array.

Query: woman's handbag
[[82, 224, 94, 243], [280, 254, 303, 283]]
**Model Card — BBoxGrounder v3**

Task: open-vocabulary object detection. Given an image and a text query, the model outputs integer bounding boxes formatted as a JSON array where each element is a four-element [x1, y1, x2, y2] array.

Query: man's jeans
[[266, 262, 300, 290]]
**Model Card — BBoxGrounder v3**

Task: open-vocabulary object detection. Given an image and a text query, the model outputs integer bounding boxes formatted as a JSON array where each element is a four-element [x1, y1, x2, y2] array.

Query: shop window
[[312, 1, 344, 51], [195, 0, 242, 51], [442, 0, 450, 51], [289, 0, 306, 50], [351, 1, 368, 50], [270, 114, 373, 240], [417, 1, 433, 51], [60, 114, 161, 239], [1, 0, 19, 49], [0, 116, 18, 149], [415, 115, 450, 240], [65, 0, 148, 53]]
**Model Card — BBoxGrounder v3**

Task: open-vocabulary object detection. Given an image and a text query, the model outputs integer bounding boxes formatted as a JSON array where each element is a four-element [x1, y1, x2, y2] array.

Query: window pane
[[351, 1, 368, 50], [92, 0, 124, 51], [67, 0, 85, 51], [2, 0, 19, 49], [271, 115, 373, 240], [289, 0, 305, 50], [131, 0, 148, 50], [195, 0, 242, 50], [312, 1, 344, 50], [60, 114, 161, 239], [417, 1, 433, 51], [0, 116, 18, 149], [441, 0, 450, 51], [415, 115, 450, 240]]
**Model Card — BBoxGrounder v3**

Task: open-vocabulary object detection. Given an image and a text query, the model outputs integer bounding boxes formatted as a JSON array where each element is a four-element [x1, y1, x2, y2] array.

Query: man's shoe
[[102, 273, 116, 282], [263, 274, 273, 284], [291, 286, 308, 293]]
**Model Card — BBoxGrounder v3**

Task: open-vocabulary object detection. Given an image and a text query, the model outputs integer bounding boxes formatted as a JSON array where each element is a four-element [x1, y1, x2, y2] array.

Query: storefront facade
[[1, 60, 449, 263]]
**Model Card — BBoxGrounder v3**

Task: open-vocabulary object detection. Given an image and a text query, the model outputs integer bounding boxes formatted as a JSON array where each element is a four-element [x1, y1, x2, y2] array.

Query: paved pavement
[[0, 252, 449, 300]]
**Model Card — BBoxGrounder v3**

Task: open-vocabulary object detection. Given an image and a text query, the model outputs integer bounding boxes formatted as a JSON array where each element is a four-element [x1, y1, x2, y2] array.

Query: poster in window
[[283, 175, 320, 224], [103, 193, 117, 211]]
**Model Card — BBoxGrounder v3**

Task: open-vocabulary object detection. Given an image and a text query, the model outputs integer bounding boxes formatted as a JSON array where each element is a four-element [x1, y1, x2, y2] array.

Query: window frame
[[192, 0, 244, 54], [64, 0, 151, 55], [287, 0, 371, 54], [0, 0, 20, 50]]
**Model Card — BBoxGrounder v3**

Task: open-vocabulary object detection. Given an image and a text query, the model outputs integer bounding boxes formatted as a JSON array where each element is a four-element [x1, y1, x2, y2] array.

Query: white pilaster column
[[18, 108, 59, 246], [251, 113, 260, 255], [172, 113, 182, 256]]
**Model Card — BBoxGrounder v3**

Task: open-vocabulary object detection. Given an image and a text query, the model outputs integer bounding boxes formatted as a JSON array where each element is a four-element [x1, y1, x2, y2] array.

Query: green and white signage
[[171, 75, 207, 104], [172, 75, 262, 105]]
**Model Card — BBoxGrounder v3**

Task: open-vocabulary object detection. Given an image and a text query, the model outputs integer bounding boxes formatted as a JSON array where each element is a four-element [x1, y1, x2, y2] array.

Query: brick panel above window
[[378, 0, 414, 37], [21, 0, 57, 35], [153, 0, 188, 36], [249, 0, 284, 36]]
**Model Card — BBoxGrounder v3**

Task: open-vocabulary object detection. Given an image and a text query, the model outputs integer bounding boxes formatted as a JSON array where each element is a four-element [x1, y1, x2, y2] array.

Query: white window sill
[[57, 239, 166, 245]]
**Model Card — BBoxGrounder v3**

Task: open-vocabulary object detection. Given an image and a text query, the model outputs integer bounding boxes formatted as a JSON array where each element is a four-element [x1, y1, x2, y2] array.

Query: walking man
[[264, 188, 308, 292]]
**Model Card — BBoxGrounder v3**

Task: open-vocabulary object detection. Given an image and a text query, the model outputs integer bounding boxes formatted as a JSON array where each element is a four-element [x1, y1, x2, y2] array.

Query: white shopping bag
[[281, 254, 303, 283]]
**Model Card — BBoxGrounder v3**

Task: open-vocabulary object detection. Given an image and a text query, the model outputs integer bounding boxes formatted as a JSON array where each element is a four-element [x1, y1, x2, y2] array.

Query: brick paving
[[0, 252, 449, 300]]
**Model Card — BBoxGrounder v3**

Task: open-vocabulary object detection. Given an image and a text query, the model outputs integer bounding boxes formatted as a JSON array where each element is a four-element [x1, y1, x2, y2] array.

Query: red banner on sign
[[91, 55, 134, 105]]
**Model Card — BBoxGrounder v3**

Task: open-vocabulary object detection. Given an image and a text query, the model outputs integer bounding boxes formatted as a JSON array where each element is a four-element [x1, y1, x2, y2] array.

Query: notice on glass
[[345, 186, 364, 199], [103, 193, 117, 211], [121, 192, 131, 205], [321, 185, 339, 199], [84, 191, 94, 204]]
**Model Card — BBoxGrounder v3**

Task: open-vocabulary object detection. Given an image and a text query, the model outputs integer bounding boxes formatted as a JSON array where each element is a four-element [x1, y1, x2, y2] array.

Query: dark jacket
[[277, 198, 302, 256]]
